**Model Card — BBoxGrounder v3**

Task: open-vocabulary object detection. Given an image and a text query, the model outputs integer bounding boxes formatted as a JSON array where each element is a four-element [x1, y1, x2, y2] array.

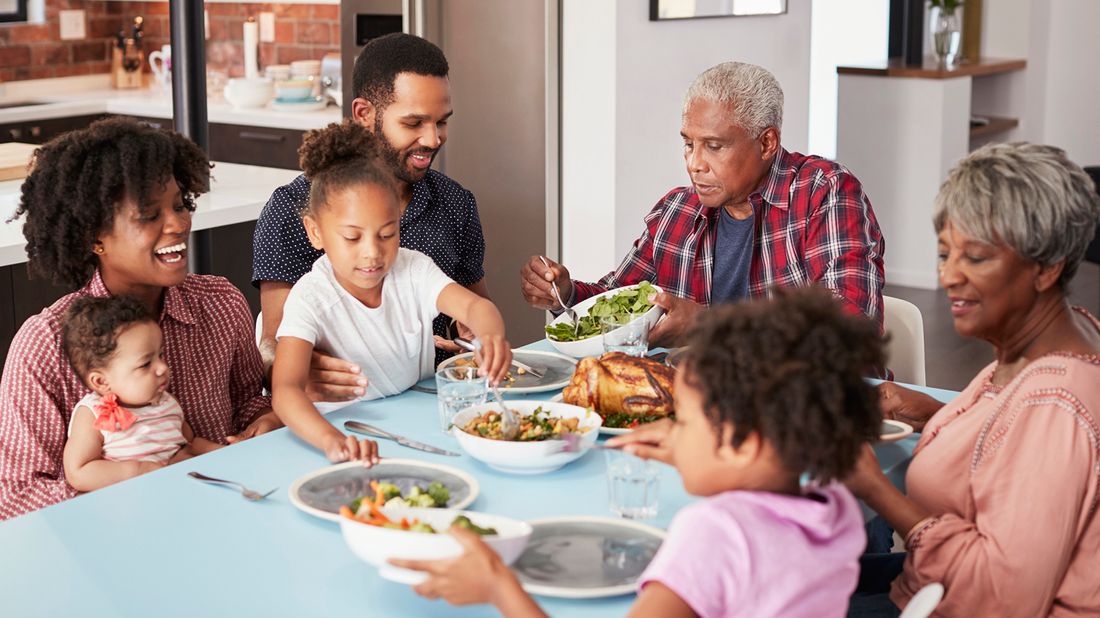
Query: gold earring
[[92, 245, 104, 255]]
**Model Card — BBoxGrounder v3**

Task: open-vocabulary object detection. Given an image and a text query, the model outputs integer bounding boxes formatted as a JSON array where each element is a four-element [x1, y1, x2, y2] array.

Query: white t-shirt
[[277, 248, 454, 401]]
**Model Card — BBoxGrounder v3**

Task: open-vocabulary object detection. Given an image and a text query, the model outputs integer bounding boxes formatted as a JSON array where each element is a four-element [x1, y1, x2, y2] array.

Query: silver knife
[[344, 421, 460, 457], [452, 338, 545, 379]]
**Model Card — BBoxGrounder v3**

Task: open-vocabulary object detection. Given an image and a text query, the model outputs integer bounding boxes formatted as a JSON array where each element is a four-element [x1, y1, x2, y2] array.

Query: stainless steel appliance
[[339, 0, 560, 343]]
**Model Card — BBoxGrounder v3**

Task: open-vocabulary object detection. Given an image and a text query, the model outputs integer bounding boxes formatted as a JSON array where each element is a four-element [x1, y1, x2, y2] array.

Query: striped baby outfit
[[68, 392, 187, 463]]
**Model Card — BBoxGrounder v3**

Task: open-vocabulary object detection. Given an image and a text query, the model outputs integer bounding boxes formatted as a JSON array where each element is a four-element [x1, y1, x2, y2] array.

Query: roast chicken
[[562, 352, 675, 417]]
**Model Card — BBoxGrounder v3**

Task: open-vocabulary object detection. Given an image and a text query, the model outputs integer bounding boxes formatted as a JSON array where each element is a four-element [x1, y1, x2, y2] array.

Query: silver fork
[[490, 383, 521, 441], [538, 255, 580, 338], [188, 471, 276, 501]]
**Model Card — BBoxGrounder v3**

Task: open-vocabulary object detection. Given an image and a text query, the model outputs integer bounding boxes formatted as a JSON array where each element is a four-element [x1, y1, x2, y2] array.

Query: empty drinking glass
[[601, 314, 649, 357], [435, 366, 488, 433], [605, 449, 660, 519]]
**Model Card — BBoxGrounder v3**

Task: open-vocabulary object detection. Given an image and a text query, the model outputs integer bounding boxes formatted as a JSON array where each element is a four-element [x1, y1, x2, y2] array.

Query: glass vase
[[930, 6, 962, 69]]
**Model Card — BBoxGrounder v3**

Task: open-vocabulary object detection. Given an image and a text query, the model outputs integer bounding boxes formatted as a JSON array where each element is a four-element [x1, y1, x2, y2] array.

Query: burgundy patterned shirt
[[572, 148, 886, 327], [0, 272, 271, 520]]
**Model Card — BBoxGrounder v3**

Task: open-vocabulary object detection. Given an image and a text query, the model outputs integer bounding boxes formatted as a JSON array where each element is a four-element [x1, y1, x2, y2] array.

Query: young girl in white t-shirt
[[272, 120, 512, 464]]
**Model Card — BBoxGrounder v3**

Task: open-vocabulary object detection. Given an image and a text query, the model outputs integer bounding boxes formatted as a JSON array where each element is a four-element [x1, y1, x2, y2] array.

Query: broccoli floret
[[449, 515, 498, 536], [384, 496, 410, 508], [408, 522, 437, 534], [411, 493, 436, 508], [376, 482, 402, 501], [427, 482, 450, 507]]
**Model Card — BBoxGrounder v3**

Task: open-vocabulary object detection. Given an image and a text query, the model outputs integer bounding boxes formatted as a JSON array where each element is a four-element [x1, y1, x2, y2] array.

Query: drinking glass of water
[[435, 366, 488, 434], [605, 449, 660, 519], [601, 314, 649, 357]]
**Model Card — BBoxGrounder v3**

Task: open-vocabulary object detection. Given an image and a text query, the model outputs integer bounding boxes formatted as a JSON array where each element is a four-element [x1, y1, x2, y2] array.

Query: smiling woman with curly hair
[[0, 118, 279, 520]]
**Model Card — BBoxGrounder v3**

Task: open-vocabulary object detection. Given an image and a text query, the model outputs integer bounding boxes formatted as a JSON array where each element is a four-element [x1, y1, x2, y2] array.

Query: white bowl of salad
[[450, 400, 602, 474], [340, 506, 532, 584], [544, 282, 664, 359]]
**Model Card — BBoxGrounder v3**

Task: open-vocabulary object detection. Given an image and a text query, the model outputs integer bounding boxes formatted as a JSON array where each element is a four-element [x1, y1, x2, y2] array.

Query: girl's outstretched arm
[[436, 283, 512, 384], [272, 336, 378, 464]]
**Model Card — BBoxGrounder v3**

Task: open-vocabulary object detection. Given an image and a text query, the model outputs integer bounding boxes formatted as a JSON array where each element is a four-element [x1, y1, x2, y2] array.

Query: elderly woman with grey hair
[[847, 142, 1100, 617]]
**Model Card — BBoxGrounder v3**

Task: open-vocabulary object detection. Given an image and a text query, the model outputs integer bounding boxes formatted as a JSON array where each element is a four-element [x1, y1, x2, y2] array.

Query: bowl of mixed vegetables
[[545, 282, 664, 359], [340, 505, 533, 585], [451, 401, 602, 474]]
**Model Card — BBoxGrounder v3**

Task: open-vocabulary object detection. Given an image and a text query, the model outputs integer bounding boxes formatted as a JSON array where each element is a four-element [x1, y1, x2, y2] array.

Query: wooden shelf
[[969, 116, 1019, 139], [838, 57, 1026, 80]]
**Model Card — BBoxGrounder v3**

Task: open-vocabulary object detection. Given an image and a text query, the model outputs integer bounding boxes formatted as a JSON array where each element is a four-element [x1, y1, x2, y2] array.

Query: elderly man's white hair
[[683, 62, 784, 138]]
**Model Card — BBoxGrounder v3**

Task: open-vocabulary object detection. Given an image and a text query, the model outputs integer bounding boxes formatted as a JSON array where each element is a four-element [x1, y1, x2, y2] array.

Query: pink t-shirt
[[639, 484, 865, 618]]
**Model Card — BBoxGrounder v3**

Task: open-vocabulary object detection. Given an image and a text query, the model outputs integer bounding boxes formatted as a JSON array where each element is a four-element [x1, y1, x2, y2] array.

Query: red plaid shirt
[[573, 148, 885, 327], [0, 272, 271, 520]]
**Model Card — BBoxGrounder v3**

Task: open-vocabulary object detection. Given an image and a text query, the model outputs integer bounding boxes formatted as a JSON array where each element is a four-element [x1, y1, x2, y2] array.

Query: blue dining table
[[0, 343, 960, 618]]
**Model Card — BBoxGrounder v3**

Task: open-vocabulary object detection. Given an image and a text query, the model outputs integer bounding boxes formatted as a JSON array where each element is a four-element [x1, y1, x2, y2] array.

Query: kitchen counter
[[0, 75, 341, 131], [0, 161, 301, 267]]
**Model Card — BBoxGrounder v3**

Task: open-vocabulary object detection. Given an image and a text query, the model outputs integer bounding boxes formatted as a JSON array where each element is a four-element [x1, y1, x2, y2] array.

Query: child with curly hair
[[62, 296, 222, 491], [390, 287, 883, 617], [272, 120, 512, 463]]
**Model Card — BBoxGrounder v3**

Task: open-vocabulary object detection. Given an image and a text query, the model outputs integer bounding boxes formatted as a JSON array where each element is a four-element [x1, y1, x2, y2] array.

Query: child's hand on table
[[323, 434, 379, 466]]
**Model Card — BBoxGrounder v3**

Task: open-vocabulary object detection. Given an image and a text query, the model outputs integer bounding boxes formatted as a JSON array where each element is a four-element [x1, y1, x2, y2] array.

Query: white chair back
[[899, 582, 944, 618], [883, 296, 926, 386]]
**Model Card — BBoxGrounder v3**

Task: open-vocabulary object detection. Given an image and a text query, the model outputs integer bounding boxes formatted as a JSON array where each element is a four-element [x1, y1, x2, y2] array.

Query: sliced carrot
[[339, 505, 354, 519]]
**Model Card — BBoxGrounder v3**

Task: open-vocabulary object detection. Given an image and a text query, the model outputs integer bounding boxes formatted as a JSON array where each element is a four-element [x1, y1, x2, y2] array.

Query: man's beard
[[375, 115, 436, 185]]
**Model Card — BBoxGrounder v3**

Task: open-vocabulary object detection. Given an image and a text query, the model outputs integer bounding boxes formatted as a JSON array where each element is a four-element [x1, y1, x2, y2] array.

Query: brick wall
[[0, 1, 339, 82]]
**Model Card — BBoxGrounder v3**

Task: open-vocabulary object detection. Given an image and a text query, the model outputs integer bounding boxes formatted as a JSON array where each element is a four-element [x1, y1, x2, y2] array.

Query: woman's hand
[[605, 417, 674, 465], [389, 527, 546, 617], [879, 382, 942, 432], [322, 433, 379, 465], [844, 444, 891, 501], [226, 411, 283, 444], [306, 351, 369, 402], [474, 334, 513, 386]]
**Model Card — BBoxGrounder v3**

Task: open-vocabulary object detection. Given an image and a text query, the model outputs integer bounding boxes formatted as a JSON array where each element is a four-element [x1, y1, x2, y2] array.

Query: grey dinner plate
[[437, 350, 578, 394], [513, 517, 665, 598], [287, 459, 480, 522]]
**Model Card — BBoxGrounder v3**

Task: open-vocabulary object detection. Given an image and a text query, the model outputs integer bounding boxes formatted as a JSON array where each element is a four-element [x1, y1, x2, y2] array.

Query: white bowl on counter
[[545, 284, 665, 359], [451, 400, 602, 474], [340, 507, 532, 584], [223, 77, 273, 109]]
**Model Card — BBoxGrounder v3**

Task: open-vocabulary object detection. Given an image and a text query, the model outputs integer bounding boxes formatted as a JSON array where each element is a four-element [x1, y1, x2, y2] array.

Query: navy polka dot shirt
[[252, 169, 486, 361]]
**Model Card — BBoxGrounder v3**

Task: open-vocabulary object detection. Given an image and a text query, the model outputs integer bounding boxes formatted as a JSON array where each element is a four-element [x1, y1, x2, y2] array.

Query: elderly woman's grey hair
[[683, 62, 784, 138], [933, 142, 1100, 289]]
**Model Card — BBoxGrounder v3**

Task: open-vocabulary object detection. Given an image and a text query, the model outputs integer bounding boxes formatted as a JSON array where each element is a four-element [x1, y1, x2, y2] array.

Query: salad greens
[[601, 412, 674, 429], [545, 281, 658, 342]]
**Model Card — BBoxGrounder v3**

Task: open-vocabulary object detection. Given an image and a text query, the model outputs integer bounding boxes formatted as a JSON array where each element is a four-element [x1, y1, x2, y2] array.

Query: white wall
[[1041, 0, 1100, 165], [561, 0, 813, 277], [807, 0, 889, 158], [561, 0, 618, 281]]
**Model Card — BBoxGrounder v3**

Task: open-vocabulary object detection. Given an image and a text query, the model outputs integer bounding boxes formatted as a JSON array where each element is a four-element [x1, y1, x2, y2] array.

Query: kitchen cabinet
[[209, 123, 304, 171], [0, 263, 72, 364], [0, 114, 106, 144], [114, 115, 304, 171]]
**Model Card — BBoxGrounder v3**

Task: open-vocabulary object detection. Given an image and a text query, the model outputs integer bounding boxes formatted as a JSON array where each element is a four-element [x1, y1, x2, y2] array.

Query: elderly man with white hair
[[521, 61, 885, 347]]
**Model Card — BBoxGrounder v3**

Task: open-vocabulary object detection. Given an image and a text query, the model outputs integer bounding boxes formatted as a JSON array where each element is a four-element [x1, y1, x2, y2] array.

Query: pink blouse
[[0, 272, 271, 520], [892, 314, 1100, 616]]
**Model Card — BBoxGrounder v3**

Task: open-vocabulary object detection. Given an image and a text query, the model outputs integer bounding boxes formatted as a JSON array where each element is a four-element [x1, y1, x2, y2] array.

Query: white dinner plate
[[514, 516, 666, 599], [437, 350, 577, 394], [879, 419, 914, 443], [288, 459, 480, 522]]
